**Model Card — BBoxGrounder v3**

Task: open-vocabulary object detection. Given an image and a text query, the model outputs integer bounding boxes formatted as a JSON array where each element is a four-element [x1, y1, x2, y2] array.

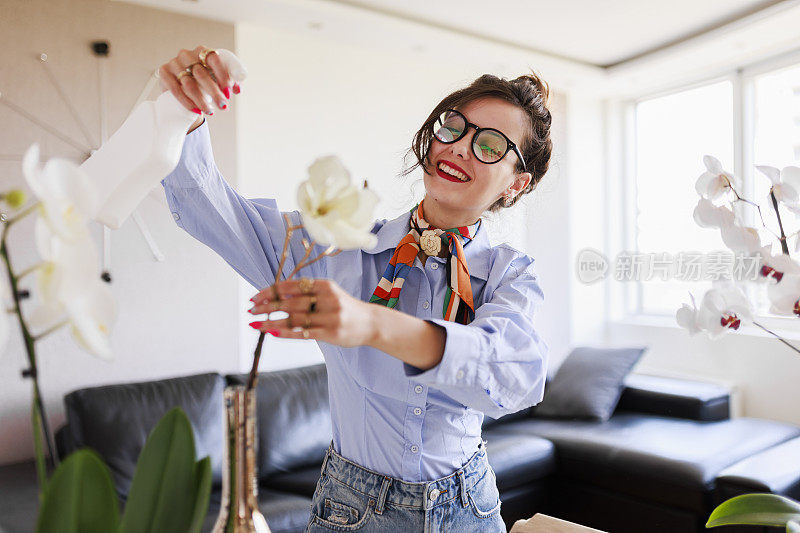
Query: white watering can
[[80, 48, 247, 229]]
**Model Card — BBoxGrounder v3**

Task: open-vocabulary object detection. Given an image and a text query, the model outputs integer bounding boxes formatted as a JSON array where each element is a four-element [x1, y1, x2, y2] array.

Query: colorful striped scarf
[[369, 203, 480, 325]]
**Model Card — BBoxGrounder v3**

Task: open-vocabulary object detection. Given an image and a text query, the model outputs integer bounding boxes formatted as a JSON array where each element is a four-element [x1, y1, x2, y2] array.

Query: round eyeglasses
[[433, 109, 527, 171]]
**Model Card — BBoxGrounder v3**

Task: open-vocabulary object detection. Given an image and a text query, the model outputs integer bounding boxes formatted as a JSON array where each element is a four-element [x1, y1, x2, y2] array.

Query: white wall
[[232, 22, 572, 373], [0, 0, 239, 465]]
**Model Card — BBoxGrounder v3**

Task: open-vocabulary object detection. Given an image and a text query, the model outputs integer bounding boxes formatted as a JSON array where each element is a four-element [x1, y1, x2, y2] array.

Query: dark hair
[[407, 72, 553, 211]]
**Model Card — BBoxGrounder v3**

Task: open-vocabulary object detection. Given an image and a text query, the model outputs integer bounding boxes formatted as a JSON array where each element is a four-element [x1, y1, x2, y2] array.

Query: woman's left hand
[[248, 278, 377, 347]]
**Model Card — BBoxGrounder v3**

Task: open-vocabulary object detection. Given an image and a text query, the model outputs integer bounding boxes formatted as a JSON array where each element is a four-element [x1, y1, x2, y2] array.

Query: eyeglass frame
[[432, 109, 527, 172]]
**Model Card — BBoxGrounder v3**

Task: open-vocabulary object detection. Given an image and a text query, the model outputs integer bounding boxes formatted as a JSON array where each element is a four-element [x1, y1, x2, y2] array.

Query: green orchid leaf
[[35, 449, 120, 533], [707, 493, 800, 528], [119, 407, 200, 533], [188, 456, 212, 533]]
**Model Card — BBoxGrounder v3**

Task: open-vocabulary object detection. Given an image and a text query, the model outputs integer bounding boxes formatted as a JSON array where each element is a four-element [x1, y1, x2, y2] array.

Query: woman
[[159, 45, 551, 532]]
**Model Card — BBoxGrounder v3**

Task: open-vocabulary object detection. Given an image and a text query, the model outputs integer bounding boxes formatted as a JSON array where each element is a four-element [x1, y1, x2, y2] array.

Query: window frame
[[621, 47, 800, 331]]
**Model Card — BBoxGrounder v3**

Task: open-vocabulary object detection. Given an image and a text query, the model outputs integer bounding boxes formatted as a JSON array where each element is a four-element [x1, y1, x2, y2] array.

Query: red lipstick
[[435, 160, 471, 183]]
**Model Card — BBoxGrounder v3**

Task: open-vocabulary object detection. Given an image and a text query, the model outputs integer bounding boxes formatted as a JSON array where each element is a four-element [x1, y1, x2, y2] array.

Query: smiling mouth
[[436, 161, 471, 182]]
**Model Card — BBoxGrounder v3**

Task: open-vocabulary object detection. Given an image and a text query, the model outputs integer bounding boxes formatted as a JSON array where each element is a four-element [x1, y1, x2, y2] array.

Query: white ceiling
[[319, 0, 784, 66], [118, 0, 792, 67]]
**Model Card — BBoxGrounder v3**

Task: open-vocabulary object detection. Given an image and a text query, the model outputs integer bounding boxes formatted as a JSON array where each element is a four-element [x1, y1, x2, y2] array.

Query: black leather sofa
[[1, 364, 799, 533]]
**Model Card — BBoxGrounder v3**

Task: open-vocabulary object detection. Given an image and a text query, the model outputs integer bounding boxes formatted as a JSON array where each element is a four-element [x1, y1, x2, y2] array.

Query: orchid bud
[[2, 189, 26, 209]]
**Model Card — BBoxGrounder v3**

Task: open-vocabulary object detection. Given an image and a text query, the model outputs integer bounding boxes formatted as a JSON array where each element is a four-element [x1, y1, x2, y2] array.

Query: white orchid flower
[[676, 293, 703, 335], [297, 155, 378, 249], [753, 246, 800, 283], [696, 155, 735, 203], [28, 218, 100, 329], [720, 224, 761, 254], [22, 143, 98, 240], [756, 165, 800, 212], [58, 279, 116, 359], [693, 198, 735, 229], [767, 274, 800, 317], [698, 281, 753, 339]]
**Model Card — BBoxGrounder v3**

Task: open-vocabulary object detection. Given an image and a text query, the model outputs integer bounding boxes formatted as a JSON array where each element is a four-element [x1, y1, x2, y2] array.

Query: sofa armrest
[[614, 374, 731, 421]]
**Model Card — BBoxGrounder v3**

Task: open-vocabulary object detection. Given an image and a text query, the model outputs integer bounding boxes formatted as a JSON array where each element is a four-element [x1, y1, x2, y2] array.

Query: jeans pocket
[[466, 469, 502, 519], [310, 478, 376, 531]]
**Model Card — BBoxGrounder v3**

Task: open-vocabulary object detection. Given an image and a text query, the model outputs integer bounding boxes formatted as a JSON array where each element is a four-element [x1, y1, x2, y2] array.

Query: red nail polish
[[223, 87, 231, 99], [267, 330, 280, 337], [221, 104, 227, 110], [250, 297, 257, 302], [233, 83, 241, 94], [249, 321, 263, 329], [191, 108, 202, 114], [247, 308, 256, 314], [208, 111, 214, 115]]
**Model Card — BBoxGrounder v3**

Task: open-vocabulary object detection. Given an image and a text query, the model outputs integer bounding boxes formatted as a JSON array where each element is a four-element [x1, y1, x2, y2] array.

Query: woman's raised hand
[[158, 45, 240, 115]]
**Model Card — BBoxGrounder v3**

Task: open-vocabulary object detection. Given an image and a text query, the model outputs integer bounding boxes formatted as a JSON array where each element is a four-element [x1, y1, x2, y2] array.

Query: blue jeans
[[305, 442, 506, 532]]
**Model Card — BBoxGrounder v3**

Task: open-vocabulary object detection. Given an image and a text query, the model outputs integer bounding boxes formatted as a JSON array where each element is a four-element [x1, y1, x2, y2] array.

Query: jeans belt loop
[[321, 444, 331, 476], [375, 476, 391, 515], [457, 469, 469, 508]]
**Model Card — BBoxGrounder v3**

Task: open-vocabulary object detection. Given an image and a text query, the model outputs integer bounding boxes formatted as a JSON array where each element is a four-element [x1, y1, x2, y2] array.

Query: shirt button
[[422, 301, 430, 310], [414, 385, 424, 394], [410, 445, 419, 453], [431, 263, 438, 270], [456, 369, 465, 380], [172, 212, 180, 221], [413, 407, 422, 416]]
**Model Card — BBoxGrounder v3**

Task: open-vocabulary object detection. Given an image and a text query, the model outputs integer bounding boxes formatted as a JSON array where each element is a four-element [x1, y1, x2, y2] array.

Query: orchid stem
[[4, 202, 40, 228], [17, 262, 44, 280], [33, 320, 69, 342], [752, 321, 800, 355], [768, 191, 790, 256], [1, 225, 57, 494]]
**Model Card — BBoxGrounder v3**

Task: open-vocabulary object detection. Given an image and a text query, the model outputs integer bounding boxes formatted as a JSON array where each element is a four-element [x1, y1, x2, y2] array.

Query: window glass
[[635, 81, 734, 314]]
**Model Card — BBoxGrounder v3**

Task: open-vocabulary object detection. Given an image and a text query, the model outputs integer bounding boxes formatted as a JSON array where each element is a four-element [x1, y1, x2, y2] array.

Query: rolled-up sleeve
[[160, 119, 326, 289], [404, 254, 548, 419]]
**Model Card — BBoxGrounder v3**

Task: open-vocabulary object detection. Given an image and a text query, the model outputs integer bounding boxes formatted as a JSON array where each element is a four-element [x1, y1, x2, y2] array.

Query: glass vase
[[212, 385, 270, 533]]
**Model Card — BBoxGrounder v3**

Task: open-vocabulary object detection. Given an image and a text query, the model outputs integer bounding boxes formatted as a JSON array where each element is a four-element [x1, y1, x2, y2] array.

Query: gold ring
[[299, 278, 315, 295], [198, 48, 218, 69], [302, 328, 310, 340], [187, 61, 206, 74], [176, 68, 193, 82], [309, 296, 318, 314]]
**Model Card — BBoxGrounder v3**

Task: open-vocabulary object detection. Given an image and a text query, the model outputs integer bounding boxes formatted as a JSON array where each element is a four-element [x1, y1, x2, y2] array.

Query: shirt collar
[[364, 210, 492, 281]]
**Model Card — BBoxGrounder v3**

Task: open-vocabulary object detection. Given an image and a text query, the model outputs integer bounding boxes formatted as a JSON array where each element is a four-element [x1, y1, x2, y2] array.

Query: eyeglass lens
[[434, 111, 508, 164]]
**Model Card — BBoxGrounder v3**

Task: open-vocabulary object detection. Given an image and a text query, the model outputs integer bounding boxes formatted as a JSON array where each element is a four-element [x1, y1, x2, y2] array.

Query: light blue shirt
[[161, 120, 549, 482]]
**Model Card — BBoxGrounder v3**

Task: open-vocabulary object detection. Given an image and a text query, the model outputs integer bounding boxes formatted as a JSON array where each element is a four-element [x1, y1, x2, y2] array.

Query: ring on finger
[[176, 68, 193, 82], [299, 278, 315, 295], [309, 296, 318, 314], [198, 48, 218, 69], [302, 328, 310, 340]]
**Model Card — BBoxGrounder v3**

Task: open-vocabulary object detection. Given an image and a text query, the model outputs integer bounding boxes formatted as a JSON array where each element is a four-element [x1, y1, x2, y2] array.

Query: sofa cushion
[[482, 428, 556, 492], [616, 374, 730, 421], [715, 435, 800, 502], [227, 364, 331, 480], [62, 373, 225, 496], [495, 414, 800, 513], [265, 465, 324, 498], [533, 346, 646, 422]]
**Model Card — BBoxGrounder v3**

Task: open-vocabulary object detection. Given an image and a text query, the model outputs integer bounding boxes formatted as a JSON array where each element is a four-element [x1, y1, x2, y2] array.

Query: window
[[633, 80, 734, 315], [628, 56, 800, 321]]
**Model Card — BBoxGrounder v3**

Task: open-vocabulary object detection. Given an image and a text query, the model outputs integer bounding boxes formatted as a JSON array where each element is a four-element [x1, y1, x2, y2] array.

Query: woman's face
[[422, 97, 532, 224]]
